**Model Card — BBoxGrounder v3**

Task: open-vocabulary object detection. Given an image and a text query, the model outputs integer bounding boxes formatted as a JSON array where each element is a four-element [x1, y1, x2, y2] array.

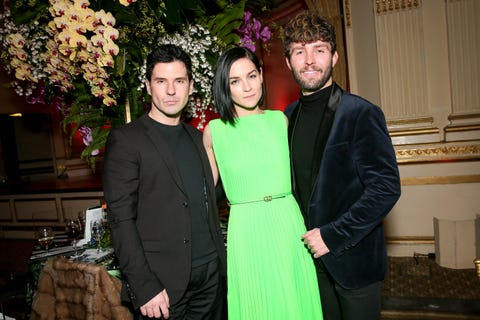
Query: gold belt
[[229, 193, 291, 206]]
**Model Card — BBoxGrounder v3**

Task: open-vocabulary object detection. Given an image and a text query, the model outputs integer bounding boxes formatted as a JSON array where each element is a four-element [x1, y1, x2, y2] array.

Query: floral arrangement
[[0, 0, 272, 168]]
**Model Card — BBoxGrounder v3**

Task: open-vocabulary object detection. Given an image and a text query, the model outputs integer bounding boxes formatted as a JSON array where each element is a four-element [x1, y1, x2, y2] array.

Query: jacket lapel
[[310, 83, 343, 183]]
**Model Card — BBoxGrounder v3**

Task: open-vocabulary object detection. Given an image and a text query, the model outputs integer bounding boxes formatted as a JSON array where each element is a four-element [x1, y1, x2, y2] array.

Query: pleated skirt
[[227, 195, 323, 320]]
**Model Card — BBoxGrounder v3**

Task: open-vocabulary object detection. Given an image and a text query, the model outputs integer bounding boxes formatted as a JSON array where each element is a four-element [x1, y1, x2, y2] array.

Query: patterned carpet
[[381, 256, 480, 319], [2, 255, 480, 319]]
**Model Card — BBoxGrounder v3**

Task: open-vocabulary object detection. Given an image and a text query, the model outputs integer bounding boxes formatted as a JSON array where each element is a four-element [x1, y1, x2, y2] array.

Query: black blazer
[[102, 114, 226, 309], [286, 84, 401, 289]]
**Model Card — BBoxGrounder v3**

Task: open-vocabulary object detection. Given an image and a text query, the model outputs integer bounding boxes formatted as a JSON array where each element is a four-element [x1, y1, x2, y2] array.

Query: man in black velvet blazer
[[283, 12, 401, 320], [103, 44, 226, 319]]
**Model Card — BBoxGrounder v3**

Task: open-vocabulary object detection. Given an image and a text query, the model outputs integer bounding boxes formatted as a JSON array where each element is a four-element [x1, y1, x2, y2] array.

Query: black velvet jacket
[[286, 83, 401, 289]]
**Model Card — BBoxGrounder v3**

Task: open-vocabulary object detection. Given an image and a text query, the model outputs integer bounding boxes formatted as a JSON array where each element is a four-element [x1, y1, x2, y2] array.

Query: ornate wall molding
[[445, 112, 480, 142], [448, 112, 480, 122], [395, 143, 480, 163], [388, 117, 434, 127], [387, 117, 442, 144], [401, 174, 480, 186], [344, 0, 351, 27], [445, 125, 480, 133], [376, 0, 420, 15]]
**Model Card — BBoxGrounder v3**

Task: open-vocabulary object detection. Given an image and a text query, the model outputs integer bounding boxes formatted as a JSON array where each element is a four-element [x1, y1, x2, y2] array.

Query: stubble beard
[[292, 63, 333, 94]]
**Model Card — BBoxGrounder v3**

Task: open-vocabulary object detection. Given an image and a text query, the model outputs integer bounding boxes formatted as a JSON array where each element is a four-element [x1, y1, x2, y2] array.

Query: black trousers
[[137, 258, 225, 320], [316, 259, 382, 320]]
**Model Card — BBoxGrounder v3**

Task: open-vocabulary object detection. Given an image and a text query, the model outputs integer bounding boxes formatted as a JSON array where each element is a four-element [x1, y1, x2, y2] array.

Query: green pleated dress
[[209, 110, 323, 320]]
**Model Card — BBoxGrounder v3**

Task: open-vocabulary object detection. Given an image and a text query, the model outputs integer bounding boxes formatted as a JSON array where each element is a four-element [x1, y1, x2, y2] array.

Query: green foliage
[[203, 1, 245, 46]]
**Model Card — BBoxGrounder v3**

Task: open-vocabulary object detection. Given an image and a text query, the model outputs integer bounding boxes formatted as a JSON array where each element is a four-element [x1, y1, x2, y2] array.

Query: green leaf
[[9, 1, 49, 25], [203, 1, 245, 45]]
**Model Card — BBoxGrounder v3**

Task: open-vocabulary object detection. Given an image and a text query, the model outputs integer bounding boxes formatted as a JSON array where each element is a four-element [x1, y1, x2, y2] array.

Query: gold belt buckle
[[263, 195, 272, 202]]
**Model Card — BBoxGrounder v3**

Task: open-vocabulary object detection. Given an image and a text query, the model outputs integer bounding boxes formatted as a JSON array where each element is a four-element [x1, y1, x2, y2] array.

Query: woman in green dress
[[203, 46, 323, 319]]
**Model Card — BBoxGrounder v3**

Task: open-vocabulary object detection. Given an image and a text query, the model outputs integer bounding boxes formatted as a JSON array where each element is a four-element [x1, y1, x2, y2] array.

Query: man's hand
[[302, 228, 330, 258], [140, 289, 170, 319]]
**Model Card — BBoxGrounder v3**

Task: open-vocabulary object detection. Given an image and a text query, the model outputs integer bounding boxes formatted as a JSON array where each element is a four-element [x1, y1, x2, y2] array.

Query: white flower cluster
[[138, 24, 220, 122], [0, 7, 49, 97]]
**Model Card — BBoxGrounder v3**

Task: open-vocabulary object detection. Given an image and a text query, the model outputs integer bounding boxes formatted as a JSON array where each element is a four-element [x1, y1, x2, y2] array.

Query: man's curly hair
[[283, 11, 336, 58]]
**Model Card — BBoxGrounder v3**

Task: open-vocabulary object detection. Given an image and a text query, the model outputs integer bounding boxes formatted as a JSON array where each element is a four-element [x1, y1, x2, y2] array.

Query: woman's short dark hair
[[213, 46, 264, 126], [146, 44, 193, 81]]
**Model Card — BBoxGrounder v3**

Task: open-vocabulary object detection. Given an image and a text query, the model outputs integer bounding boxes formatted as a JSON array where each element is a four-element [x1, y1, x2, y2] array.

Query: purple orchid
[[79, 126, 100, 155], [236, 11, 271, 52]]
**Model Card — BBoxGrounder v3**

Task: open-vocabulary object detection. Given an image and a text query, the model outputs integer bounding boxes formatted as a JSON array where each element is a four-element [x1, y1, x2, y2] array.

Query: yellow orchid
[[102, 26, 119, 41], [76, 49, 90, 62], [96, 9, 116, 27], [57, 29, 73, 45], [102, 86, 115, 96], [13, 62, 36, 82], [74, 0, 91, 9], [86, 46, 103, 63], [68, 32, 88, 48], [91, 34, 107, 47], [10, 57, 23, 68], [92, 77, 107, 89], [14, 65, 29, 80], [65, 5, 96, 32], [46, 21, 59, 36], [83, 69, 97, 82], [48, 56, 62, 68], [50, 0, 72, 17], [81, 61, 97, 73], [6, 34, 25, 48], [102, 95, 117, 106], [98, 54, 114, 67], [57, 42, 73, 56], [91, 86, 104, 98], [44, 39, 60, 56], [8, 47, 28, 61], [102, 41, 119, 56], [119, 0, 138, 7], [93, 65, 109, 79], [57, 81, 74, 92], [53, 15, 70, 30]]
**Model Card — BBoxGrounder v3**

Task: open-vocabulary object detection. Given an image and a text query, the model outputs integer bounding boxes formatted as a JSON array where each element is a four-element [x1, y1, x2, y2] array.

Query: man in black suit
[[283, 11, 401, 320], [103, 44, 226, 319]]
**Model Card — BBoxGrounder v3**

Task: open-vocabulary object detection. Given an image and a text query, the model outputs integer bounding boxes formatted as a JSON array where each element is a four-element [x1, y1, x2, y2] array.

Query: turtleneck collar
[[299, 84, 333, 110]]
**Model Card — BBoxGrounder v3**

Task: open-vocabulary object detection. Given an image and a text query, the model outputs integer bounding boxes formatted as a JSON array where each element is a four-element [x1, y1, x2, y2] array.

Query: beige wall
[[344, 0, 480, 261]]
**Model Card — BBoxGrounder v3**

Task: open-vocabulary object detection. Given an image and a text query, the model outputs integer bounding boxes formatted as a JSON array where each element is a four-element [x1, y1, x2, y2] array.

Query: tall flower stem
[[125, 98, 131, 124]]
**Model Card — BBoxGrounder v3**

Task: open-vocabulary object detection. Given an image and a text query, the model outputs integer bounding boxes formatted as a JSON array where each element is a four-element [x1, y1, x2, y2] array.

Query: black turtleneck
[[150, 118, 217, 267], [291, 85, 332, 215]]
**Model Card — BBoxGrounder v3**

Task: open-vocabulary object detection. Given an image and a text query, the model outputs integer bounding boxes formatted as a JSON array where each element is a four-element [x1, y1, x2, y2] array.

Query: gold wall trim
[[401, 174, 480, 186], [445, 124, 480, 132], [390, 128, 439, 137], [344, 0, 351, 27], [376, 0, 420, 15], [387, 117, 434, 126], [386, 236, 434, 244], [448, 112, 480, 121], [396, 144, 480, 163]]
